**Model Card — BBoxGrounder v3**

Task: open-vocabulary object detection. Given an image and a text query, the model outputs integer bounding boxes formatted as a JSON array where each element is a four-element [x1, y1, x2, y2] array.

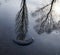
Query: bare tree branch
[[32, 3, 51, 15], [33, 0, 59, 34], [16, 0, 28, 40], [41, 0, 55, 27]]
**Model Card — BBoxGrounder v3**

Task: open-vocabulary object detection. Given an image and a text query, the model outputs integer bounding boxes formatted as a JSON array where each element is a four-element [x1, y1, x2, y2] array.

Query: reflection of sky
[[27, 0, 51, 12], [52, 0, 60, 22], [0, 0, 51, 13]]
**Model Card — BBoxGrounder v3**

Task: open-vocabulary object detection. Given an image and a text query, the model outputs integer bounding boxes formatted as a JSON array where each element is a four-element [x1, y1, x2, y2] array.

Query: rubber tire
[[13, 37, 34, 46]]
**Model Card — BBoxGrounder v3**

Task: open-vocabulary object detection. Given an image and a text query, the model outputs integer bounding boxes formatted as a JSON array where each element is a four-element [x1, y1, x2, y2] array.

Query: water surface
[[0, 0, 60, 55]]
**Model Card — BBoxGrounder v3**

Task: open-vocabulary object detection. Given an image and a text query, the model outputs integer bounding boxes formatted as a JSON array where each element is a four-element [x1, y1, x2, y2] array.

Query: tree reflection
[[16, 0, 28, 40], [32, 0, 60, 34]]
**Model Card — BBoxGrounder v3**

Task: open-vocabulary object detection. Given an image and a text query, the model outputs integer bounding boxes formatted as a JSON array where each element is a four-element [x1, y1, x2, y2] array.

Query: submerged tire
[[13, 37, 34, 46]]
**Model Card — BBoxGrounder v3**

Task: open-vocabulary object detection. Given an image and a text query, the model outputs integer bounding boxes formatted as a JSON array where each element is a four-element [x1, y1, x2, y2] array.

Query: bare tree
[[16, 0, 28, 40], [32, 0, 60, 34], [13, 0, 33, 46]]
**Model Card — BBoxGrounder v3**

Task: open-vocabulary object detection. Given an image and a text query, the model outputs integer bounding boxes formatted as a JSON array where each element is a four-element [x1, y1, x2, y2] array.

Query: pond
[[0, 0, 60, 55]]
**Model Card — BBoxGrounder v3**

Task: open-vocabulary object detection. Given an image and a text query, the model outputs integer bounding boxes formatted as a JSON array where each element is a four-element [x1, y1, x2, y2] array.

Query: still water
[[0, 0, 60, 55]]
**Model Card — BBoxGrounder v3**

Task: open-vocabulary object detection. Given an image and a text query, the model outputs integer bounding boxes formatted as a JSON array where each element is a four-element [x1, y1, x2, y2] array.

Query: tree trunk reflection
[[16, 0, 28, 40]]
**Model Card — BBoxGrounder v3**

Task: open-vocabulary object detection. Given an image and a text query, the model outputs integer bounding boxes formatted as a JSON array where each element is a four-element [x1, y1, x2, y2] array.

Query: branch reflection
[[16, 0, 28, 40]]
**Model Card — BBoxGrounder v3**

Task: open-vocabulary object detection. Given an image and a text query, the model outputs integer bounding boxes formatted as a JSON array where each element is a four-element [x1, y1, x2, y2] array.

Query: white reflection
[[52, 0, 60, 23]]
